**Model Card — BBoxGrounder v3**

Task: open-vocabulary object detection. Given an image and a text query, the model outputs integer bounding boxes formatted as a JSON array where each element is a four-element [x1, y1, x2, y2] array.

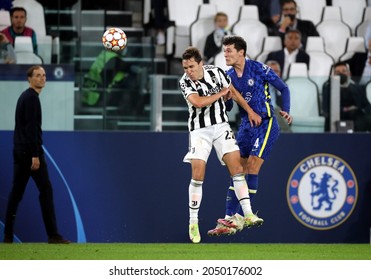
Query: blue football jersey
[[226, 59, 280, 120]]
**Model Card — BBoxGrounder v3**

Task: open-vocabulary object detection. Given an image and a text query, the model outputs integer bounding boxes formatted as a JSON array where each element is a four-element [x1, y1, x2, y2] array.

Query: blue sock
[[237, 174, 259, 216]]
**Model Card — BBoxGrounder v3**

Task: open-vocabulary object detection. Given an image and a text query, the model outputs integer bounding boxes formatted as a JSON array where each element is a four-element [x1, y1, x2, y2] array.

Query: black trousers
[[4, 150, 59, 238]]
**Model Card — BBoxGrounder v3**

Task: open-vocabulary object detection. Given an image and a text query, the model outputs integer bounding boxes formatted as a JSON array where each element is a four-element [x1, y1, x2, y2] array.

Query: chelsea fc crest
[[287, 153, 358, 230]]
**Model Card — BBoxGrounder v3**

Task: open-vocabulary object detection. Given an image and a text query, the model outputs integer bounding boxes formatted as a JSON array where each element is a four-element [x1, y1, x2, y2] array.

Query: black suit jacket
[[266, 49, 310, 74], [344, 52, 368, 83]]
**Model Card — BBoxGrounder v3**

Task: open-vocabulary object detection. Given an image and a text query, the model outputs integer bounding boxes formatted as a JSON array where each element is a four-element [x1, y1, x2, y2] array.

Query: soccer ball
[[102, 27, 127, 52]]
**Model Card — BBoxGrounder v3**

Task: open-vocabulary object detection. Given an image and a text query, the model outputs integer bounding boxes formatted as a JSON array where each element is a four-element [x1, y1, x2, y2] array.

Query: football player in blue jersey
[[208, 35, 293, 236]]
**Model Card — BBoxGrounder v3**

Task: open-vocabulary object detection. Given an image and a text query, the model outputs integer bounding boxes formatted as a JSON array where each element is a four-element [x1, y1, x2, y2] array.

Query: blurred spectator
[[144, 0, 168, 45], [322, 62, 371, 132], [246, 0, 281, 35], [203, 12, 231, 64], [272, 0, 319, 49], [345, 25, 371, 85], [266, 59, 292, 132], [266, 29, 310, 79], [1, 7, 38, 54], [345, 38, 371, 86], [0, 0, 12, 11], [0, 32, 16, 63]]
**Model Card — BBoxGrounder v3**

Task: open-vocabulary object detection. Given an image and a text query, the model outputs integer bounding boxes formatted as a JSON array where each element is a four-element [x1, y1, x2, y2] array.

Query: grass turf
[[1, 243, 371, 260]]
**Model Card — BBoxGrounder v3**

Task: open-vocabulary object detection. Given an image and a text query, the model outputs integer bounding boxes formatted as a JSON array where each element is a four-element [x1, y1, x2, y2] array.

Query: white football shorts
[[183, 122, 239, 165]]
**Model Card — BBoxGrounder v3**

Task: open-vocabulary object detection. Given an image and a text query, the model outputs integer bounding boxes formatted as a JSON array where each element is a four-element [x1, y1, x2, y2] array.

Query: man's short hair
[[222, 35, 247, 56], [10, 7, 27, 17], [182, 47, 203, 63], [27, 65, 43, 78], [214, 12, 228, 22]]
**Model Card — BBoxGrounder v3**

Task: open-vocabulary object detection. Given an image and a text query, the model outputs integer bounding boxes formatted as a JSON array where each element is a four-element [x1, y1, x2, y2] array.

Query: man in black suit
[[273, 0, 319, 49], [345, 38, 371, 85], [266, 29, 310, 79], [322, 62, 371, 132]]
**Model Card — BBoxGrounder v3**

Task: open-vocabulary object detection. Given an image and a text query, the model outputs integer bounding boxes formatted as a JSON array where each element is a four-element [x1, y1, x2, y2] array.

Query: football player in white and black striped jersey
[[179, 47, 264, 243]]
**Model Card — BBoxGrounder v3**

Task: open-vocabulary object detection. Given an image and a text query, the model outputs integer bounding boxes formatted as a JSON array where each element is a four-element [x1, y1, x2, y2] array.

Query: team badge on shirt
[[248, 79, 254, 86], [287, 153, 357, 230]]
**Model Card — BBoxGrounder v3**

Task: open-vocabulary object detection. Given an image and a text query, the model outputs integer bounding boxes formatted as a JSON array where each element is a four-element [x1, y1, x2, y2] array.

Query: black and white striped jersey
[[179, 65, 231, 131]]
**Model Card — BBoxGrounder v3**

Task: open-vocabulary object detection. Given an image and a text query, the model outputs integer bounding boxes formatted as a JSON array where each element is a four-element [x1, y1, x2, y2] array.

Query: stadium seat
[[14, 36, 43, 64], [320, 6, 343, 21], [305, 37, 334, 98], [317, 7, 352, 61], [295, 0, 326, 25], [213, 51, 229, 71], [15, 52, 43, 64], [190, 4, 217, 58], [366, 81, 371, 104], [255, 36, 282, 63], [209, 0, 244, 26], [332, 0, 366, 35], [37, 35, 53, 64], [285, 63, 325, 133], [232, 19, 268, 59], [0, 10, 10, 30], [166, 0, 203, 58], [14, 36, 34, 53], [339, 37, 366, 61], [237, 5, 259, 21], [355, 6, 371, 38]]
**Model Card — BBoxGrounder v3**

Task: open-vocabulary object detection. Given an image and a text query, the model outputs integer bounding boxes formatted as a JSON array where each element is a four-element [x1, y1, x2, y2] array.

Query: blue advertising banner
[[0, 131, 370, 243]]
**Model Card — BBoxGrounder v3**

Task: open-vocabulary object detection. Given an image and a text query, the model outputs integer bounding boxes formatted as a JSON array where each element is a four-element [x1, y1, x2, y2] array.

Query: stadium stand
[[213, 51, 229, 71], [332, 0, 366, 35], [255, 36, 282, 63], [166, 0, 203, 58], [339, 36, 366, 61], [209, 0, 244, 27], [237, 4, 260, 21], [232, 8, 268, 59], [14, 36, 43, 64], [285, 62, 325, 132], [190, 4, 217, 58], [356, 6, 371, 38], [305, 36, 334, 99], [316, 6, 352, 61], [0, 10, 10, 30], [295, 0, 326, 26]]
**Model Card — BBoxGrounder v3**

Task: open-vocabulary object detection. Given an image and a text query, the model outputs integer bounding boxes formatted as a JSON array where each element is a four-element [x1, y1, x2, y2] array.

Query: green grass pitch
[[1, 243, 371, 260]]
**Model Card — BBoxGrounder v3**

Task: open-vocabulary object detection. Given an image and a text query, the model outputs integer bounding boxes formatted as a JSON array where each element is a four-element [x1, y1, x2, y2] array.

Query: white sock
[[189, 179, 203, 224], [232, 173, 253, 216]]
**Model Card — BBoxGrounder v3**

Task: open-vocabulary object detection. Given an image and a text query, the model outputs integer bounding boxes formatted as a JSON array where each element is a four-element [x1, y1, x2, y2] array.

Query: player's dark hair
[[222, 35, 247, 56], [10, 7, 27, 17], [182, 47, 203, 63], [27, 65, 43, 78]]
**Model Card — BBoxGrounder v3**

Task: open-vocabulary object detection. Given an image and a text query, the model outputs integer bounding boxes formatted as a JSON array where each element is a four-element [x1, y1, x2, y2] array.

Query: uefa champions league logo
[[287, 153, 358, 230]]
